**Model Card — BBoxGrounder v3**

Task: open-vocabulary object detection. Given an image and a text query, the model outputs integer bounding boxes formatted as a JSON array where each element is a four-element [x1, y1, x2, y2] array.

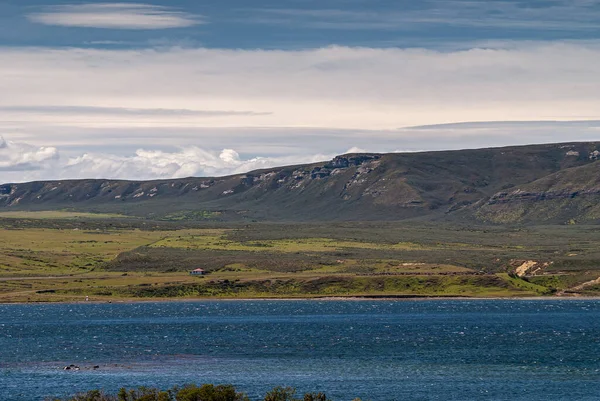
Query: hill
[[476, 160, 600, 223], [2, 141, 600, 223]]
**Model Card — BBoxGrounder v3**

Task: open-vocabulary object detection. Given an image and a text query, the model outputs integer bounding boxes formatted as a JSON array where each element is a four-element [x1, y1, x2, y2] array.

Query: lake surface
[[1, 300, 599, 401]]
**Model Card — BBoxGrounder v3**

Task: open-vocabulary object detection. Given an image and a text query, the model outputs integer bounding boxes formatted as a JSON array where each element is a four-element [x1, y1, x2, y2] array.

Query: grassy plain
[[0, 211, 131, 219], [0, 227, 203, 275], [1, 213, 600, 302]]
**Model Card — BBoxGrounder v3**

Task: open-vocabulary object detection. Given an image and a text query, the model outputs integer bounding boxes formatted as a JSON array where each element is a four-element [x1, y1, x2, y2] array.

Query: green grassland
[[0, 210, 131, 219], [1, 217, 600, 302]]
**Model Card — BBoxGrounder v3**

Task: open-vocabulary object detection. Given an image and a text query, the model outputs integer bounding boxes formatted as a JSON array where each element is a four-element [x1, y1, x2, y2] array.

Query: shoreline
[[3, 294, 600, 305]]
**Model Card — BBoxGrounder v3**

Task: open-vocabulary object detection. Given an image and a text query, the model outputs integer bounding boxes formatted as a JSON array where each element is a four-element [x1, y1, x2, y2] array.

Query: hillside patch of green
[[0, 211, 131, 220]]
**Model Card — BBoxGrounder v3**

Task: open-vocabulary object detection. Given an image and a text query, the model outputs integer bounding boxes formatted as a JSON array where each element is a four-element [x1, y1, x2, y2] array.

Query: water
[[1, 300, 599, 401]]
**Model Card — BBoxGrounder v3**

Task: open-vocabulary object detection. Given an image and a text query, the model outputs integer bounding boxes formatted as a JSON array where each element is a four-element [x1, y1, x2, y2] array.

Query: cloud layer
[[2, 43, 600, 134], [3, 116, 600, 184], [0, 136, 59, 173], [0, 136, 342, 183], [28, 3, 203, 29], [1, 41, 600, 182]]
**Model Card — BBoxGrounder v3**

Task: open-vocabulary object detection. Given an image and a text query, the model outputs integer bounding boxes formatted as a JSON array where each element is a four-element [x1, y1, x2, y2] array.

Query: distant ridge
[[3, 141, 600, 223]]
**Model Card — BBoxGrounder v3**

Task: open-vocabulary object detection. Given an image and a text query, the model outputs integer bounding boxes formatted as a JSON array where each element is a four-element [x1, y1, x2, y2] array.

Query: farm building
[[189, 268, 206, 276]]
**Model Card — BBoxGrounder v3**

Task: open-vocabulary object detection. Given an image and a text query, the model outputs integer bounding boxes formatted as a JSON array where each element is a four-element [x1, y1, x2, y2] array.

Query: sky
[[2, 0, 600, 182]]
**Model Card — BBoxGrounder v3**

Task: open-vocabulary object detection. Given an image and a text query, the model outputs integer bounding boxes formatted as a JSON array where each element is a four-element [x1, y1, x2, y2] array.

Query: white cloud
[[0, 136, 59, 172], [28, 3, 203, 30], [61, 147, 335, 180], [345, 147, 368, 154], [0, 139, 347, 183]]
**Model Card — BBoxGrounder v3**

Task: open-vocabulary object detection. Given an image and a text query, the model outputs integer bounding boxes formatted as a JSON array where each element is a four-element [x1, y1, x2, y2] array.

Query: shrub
[[263, 387, 298, 401], [176, 384, 248, 401], [49, 385, 331, 401], [303, 393, 330, 401]]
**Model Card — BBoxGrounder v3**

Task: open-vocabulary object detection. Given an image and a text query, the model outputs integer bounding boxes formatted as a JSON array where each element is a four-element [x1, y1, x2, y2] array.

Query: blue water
[[1, 300, 599, 401]]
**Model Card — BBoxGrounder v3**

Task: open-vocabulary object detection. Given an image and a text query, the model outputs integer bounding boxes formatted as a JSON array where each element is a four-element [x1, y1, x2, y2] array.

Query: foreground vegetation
[[49, 384, 341, 401], [2, 212, 600, 302]]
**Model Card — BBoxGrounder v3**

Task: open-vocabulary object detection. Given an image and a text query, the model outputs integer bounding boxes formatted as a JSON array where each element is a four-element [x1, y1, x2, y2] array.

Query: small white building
[[190, 268, 206, 276]]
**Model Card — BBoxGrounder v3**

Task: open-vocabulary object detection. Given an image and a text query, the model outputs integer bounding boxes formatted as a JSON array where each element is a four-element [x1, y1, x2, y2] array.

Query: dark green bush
[[49, 385, 330, 401], [263, 387, 298, 401], [175, 384, 248, 401], [303, 393, 330, 401]]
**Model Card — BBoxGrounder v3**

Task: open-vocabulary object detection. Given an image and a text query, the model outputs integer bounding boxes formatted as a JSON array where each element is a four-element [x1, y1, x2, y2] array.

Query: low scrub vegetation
[[47, 384, 339, 401]]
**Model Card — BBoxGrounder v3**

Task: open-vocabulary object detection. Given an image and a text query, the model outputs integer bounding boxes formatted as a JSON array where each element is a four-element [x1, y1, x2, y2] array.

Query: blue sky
[[1, 0, 600, 182], [3, 0, 600, 49]]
